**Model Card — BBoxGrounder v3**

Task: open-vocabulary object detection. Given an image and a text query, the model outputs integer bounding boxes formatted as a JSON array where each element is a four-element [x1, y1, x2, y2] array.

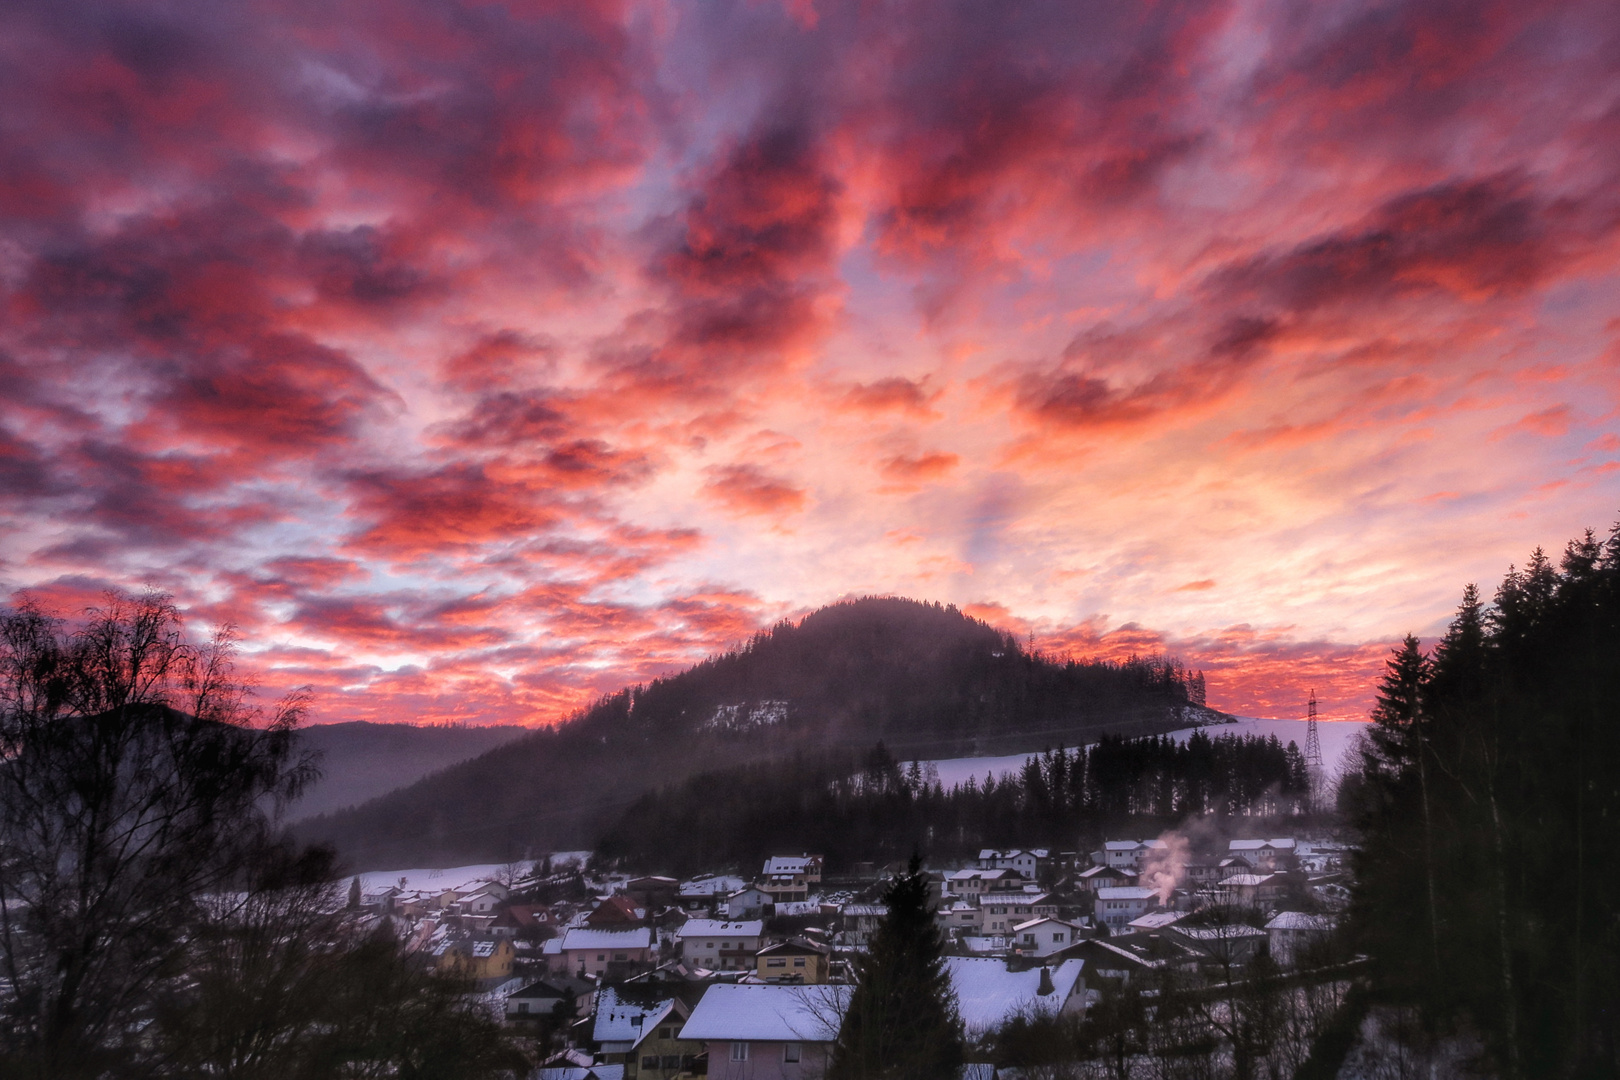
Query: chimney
[[1037, 966, 1055, 996]]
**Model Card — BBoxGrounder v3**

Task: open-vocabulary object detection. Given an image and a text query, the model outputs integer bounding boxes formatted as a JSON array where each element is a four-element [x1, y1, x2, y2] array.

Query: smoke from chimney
[[1139, 830, 1191, 905]]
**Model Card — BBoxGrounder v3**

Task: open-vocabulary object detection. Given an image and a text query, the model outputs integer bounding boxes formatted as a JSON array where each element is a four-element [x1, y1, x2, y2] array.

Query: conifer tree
[[829, 854, 963, 1080]]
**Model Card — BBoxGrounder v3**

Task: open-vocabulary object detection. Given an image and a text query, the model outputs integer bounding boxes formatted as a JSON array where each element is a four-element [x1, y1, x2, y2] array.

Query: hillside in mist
[[300, 597, 1220, 869]]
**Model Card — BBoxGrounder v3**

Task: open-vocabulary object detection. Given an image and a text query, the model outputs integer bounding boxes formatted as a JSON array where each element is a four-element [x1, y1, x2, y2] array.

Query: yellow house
[[755, 938, 830, 984], [432, 936, 515, 981]]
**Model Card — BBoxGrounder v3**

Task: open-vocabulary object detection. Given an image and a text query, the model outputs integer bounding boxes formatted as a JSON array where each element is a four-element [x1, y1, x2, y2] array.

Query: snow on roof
[[1128, 911, 1187, 930], [677, 920, 763, 939], [593, 987, 677, 1046], [1229, 838, 1296, 851], [1012, 917, 1078, 933], [535, 1066, 624, 1080], [561, 927, 653, 951], [542, 938, 563, 955], [773, 901, 822, 917], [471, 940, 498, 958], [841, 904, 886, 916], [945, 957, 1085, 1035], [981, 891, 1050, 904], [679, 984, 850, 1042], [679, 875, 748, 895], [1218, 874, 1277, 887], [1104, 841, 1143, 851], [1173, 924, 1268, 941], [1266, 911, 1336, 932], [1096, 887, 1159, 900], [763, 856, 818, 875], [1079, 865, 1124, 877]]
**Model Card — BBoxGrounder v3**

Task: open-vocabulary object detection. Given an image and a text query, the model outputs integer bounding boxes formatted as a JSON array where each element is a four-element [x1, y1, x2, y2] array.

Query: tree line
[[598, 728, 1313, 875], [1342, 522, 1620, 1077]]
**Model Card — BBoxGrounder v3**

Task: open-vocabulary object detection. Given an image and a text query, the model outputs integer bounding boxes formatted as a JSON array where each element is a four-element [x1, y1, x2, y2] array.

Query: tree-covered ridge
[[305, 598, 1214, 868], [1345, 522, 1620, 1077], [598, 728, 1311, 875]]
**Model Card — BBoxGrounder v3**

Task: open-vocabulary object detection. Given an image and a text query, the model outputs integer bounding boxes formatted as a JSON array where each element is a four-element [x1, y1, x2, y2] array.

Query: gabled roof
[[1011, 916, 1079, 933], [592, 987, 679, 1047], [679, 875, 748, 896], [676, 919, 763, 939], [1218, 874, 1278, 887], [561, 927, 653, 951], [679, 984, 850, 1042], [1128, 911, 1187, 930], [1229, 838, 1296, 851], [1104, 841, 1143, 851], [1265, 911, 1336, 932], [1096, 887, 1159, 900], [1079, 865, 1127, 878], [1172, 923, 1268, 942], [511, 980, 568, 999], [762, 855, 820, 875], [757, 937, 829, 956], [945, 957, 1085, 1035]]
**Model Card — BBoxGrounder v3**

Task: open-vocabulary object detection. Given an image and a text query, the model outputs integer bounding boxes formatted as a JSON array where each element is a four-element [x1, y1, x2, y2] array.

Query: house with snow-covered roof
[[557, 927, 654, 977], [945, 957, 1086, 1037], [1010, 917, 1084, 958], [1228, 838, 1297, 871], [979, 890, 1057, 933], [679, 983, 851, 1078], [1095, 886, 1162, 930], [1265, 910, 1337, 966], [591, 987, 699, 1077], [977, 848, 1052, 880], [675, 919, 765, 971]]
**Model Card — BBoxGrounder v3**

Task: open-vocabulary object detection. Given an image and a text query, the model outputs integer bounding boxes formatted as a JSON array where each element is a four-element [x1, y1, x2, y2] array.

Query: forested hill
[[300, 597, 1221, 869]]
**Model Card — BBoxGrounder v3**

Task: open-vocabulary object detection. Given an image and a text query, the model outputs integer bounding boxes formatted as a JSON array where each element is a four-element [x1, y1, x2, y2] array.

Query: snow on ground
[[354, 851, 593, 893], [914, 717, 1369, 791]]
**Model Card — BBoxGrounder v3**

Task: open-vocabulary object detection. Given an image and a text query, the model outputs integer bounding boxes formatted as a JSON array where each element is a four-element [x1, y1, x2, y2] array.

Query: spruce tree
[[829, 854, 963, 1080]]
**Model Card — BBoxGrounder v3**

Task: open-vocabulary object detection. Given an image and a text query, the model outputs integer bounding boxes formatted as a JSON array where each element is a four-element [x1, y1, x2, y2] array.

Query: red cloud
[[700, 464, 808, 516]]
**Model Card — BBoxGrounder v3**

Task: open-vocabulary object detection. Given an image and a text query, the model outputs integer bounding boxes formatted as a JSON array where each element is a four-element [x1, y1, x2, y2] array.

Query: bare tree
[[0, 591, 316, 1078]]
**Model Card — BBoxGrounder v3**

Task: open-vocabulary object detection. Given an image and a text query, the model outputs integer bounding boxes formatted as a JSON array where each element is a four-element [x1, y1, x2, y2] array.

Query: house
[[945, 868, 1022, 899], [505, 978, 594, 1021], [1228, 839, 1297, 871], [977, 849, 1051, 880], [1010, 917, 1083, 958], [535, 1066, 625, 1080], [937, 901, 983, 934], [944, 957, 1087, 1037], [760, 855, 823, 903], [1065, 934, 1202, 985], [1127, 911, 1187, 932], [588, 895, 650, 928], [458, 890, 504, 917], [723, 886, 775, 920], [1170, 923, 1270, 967], [838, 904, 886, 944], [1076, 865, 1135, 894], [1265, 911, 1336, 966], [679, 876, 749, 911], [1216, 873, 1282, 908], [625, 876, 681, 911], [431, 936, 514, 984], [592, 987, 700, 1080], [978, 890, 1057, 933], [755, 939, 831, 984], [1094, 887, 1161, 930], [676, 919, 765, 972], [679, 983, 851, 1079], [1098, 840, 1163, 870], [558, 927, 655, 977]]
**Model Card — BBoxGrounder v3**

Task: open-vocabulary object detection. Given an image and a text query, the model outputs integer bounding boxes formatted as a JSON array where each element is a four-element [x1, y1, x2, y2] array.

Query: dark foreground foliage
[[1345, 520, 1620, 1077], [0, 592, 519, 1079], [830, 854, 964, 1080]]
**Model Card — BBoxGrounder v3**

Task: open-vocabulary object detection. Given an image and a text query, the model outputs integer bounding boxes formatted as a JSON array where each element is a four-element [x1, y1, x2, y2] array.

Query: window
[[614, 953, 628, 961], [793, 957, 805, 967], [663, 1055, 680, 1069], [1053, 933, 1064, 942], [784, 1043, 802, 1063], [597, 953, 606, 961], [730, 1042, 749, 1061], [642, 1055, 659, 1069], [767, 958, 787, 968], [660, 1027, 672, 1040]]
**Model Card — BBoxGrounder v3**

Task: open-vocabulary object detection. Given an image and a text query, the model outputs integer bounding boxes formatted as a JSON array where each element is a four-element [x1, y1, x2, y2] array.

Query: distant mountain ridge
[[290, 722, 528, 821], [299, 597, 1223, 869]]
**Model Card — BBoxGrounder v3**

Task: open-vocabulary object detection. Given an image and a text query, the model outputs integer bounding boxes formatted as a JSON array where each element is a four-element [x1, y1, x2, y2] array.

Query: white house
[[1228, 839, 1297, 870], [723, 886, 775, 920], [676, 919, 766, 971], [1265, 911, 1336, 966], [978, 890, 1057, 933], [557, 927, 654, 977], [1095, 886, 1160, 930], [944, 957, 1087, 1037], [458, 890, 503, 916], [679, 983, 851, 1079], [1011, 917, 1083, 958], [945, 868, 1022, 898], [977, 848, 1051, 880]]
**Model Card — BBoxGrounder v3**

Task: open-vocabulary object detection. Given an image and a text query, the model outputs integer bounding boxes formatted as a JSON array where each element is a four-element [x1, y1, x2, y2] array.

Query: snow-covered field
[[354, 851, 592, 893], [914, 717, 1369, 790]]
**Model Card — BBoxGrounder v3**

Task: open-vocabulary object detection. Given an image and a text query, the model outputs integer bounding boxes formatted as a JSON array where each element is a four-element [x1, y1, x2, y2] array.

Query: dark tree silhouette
[[830, 854, 963, 1080]]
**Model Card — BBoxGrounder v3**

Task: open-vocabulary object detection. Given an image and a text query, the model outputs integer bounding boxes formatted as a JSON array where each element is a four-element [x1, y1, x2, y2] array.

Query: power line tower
[[1305, 689, 1324, 811]]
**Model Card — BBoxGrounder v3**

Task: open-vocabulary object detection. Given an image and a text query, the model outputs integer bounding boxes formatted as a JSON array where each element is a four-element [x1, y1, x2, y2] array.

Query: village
[[349, 836, 1349, 1080]]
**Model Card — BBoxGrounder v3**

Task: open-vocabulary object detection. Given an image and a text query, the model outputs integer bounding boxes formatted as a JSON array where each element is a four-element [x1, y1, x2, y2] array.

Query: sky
[[3, 0, 1618, 727]]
